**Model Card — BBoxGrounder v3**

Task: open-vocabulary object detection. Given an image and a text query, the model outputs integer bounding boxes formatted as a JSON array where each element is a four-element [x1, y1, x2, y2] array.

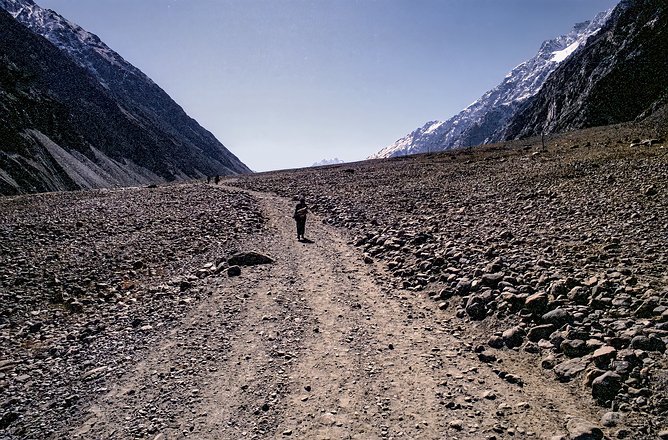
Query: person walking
[[294, 196, 308, 241]]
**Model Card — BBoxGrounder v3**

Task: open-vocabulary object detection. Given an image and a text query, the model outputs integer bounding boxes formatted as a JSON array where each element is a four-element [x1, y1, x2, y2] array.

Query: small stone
[[482, 390, 497, 400], [566, 417, 603, 440], [478, 351, 497, 363], [449, 419, 464, 430], [502, 326, 526, 349], [600, 411, 621, 427], [82, 366, 108, 381], [523, 341, 540, 354], [282, 429, 293, 436], [541, 354, 558, 370], [591, 371, 622, 404], [583, 367, 606, 387], [227, 265, 241, 277]]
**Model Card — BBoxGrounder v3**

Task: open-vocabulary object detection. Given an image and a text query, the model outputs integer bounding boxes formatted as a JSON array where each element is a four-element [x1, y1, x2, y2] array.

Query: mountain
[[0, 0, 250, 195], [370, 10, 612, 159], [312, 158, 345, 167], [502, 0, 668, 139]]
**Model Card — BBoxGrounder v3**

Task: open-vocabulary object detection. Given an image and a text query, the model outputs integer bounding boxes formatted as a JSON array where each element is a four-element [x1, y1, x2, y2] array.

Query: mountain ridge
[[370, 10, 612, 159], [0, 0, 250, 195], [501, 0, 668, 140]]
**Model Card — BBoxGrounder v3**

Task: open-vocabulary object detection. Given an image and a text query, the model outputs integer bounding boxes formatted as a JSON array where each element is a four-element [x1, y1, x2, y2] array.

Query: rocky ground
[[0, 185, 265, 438], [0, 122, 666, 440], [232, 124, 668, 439]]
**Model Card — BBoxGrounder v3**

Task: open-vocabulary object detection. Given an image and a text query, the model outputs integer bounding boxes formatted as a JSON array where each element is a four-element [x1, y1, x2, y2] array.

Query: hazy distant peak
[[312, 158, 345, 167]]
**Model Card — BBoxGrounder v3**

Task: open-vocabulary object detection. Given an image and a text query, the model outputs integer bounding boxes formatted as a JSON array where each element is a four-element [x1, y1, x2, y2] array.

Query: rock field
[[0, 123, 667, 440], [0, 185, 265, 438], [233, 125, 668, 438]]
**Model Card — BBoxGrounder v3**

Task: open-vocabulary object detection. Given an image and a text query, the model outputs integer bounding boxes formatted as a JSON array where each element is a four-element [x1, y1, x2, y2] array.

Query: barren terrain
[[1, 124, 667, 440]]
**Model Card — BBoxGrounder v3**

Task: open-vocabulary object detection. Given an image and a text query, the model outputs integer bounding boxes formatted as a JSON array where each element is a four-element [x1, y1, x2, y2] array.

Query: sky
[[39, 0, 619, 172]]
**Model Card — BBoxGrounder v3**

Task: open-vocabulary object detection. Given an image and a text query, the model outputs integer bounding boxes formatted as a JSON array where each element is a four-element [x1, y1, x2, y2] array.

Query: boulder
[[503, 326, 526, 349], [567, 287, 590, 305], [481, 272, 504, 287], [561, 339, 589, 358], [629, 335, 665, 352], [542, 308, 571, 326], [465, 296, 487, 320], [527, 324, 556, 342], [566, 418, 603, 440], [591, 371, 622, 404], [554, 357, 591, 382], [592, 346, 617, 368], [227, 252, 274, 266], [524, 292, 549, 314]]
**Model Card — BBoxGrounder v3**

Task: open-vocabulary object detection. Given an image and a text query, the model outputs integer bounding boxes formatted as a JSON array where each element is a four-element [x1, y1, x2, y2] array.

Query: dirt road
[[67, 189, 603, 440]]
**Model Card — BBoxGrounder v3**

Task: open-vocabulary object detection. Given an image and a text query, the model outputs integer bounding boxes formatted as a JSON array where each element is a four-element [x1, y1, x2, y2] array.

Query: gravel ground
[[0, 184, 265, 438], [232, 124, 668, 438], [0, 122, 667, 439]]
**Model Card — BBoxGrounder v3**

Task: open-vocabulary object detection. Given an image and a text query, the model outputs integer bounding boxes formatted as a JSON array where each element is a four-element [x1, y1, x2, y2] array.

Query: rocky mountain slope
[[370, 10, 611, 159], [0, 0, 249, 195], [502, 0, 668, 140]]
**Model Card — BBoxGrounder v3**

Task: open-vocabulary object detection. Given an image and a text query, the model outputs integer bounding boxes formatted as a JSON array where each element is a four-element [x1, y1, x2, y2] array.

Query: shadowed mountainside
[[0, 4, 249, 196], [502, 0, 668, 139]]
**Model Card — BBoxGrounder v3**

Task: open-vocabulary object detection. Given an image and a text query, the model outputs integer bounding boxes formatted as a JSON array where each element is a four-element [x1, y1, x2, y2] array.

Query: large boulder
[[227, 252, 275, 266]]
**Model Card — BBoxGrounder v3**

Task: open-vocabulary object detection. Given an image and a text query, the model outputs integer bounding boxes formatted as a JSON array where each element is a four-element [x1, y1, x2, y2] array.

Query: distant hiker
[[207, 176, 211, 184], [214, 175, 220, 185], [294, 196, 308, 241]]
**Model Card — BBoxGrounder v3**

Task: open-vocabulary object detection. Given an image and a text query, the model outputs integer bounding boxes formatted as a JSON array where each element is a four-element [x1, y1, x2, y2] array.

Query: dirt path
[[65, 189, 603, 440]]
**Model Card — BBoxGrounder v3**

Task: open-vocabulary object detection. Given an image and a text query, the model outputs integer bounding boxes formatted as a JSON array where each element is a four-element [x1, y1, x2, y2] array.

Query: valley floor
[[64, 190, 609, 440], [1, 128, 667, 439]]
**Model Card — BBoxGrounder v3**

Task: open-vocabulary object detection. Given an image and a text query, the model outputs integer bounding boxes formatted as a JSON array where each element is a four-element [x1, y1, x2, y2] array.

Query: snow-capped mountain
[[0, 0, 148, 87], [370, 9, 612, 159], [503, 0, 668, 139], [0, 0, 249, 194], [312, 158, 345, 167]]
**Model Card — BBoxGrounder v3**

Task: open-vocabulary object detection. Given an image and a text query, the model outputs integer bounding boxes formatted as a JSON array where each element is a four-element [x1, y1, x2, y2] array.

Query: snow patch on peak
[[311, 158, 345, 167], [369, 7, 614, 159], [0, 0, 151, 84], [551, 41, 581, 62]]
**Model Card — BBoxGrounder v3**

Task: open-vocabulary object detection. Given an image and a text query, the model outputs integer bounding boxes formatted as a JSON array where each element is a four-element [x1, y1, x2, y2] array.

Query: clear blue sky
[[40, 0, 619, 171]]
